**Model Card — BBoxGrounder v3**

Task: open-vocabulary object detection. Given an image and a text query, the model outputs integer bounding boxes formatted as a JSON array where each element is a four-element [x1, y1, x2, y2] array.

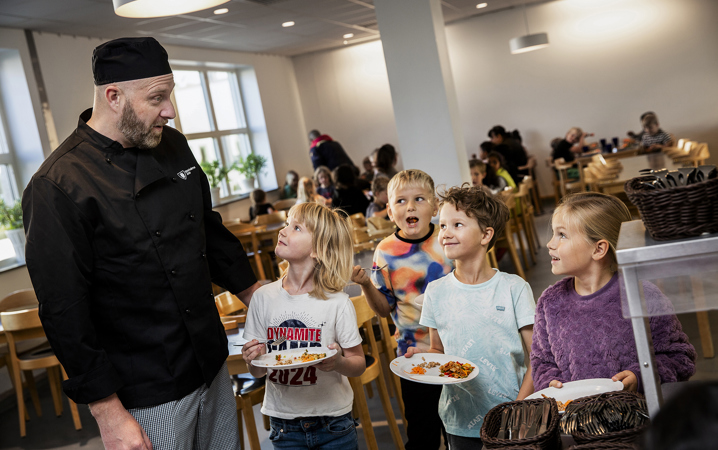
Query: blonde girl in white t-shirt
[[242, 202, 365, 449]]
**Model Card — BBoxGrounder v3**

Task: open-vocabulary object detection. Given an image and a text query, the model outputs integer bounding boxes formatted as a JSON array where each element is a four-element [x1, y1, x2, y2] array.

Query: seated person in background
[[314, 165, 335, 204], [488, 125, 527, 184], [281, 170, 299, 199], [373, 144, 399, 179], [639, 113, 674, 151], [249, 189, 274, 221], [360, 156, 375, 182], [479, 141, 494, 162], [531, 193, 695, 392], [469, 159, 494, 195], [480, 159, 508, 194], [366, 176, 390, 220], [332, 164, 370, 216], [627, 110, 655, 142], [488, 151, 517, 191], [551, 127, 591, 163], [296, 176, 325, 205]]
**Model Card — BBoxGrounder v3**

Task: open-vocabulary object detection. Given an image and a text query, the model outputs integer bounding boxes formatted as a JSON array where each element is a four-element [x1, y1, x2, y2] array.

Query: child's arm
[[351, 266, 392, 318], [516, 325, 534, 400], [404, 328, 444, 358], [242, 340, 268, 378], [315, 343, 366, 377], [530, 297, 565, 391]]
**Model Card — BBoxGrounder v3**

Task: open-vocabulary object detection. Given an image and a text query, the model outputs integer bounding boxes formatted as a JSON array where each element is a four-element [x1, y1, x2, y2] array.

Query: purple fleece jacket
[[531, 274, 696, 392]]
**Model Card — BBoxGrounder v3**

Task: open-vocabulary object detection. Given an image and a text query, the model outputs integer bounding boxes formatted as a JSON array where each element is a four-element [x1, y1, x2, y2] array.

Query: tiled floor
[[1, 202, 716, 449]]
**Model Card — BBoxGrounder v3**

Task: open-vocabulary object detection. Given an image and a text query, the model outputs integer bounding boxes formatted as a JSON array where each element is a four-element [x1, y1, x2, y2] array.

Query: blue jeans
[[269, 412, 358, 449]]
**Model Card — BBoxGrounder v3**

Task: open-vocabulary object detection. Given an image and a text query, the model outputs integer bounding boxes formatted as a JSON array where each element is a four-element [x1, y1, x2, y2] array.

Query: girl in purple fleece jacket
[[531, 193, 695, 392]]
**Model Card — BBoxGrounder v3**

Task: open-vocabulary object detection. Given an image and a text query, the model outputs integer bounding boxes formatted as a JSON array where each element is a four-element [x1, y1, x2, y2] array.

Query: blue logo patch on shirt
[[496, 306, 505, 311]]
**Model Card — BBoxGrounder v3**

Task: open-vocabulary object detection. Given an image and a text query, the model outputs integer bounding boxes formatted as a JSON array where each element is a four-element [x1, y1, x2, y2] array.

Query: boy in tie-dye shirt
[[351, 169, 452, 450]]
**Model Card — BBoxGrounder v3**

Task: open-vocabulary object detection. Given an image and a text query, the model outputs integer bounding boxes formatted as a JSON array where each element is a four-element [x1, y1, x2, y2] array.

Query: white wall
[[293, 0, 718, 196]]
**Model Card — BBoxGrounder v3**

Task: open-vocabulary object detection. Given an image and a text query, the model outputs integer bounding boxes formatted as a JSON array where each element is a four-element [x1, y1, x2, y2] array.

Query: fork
[[234, 336, 287, 347], [361, 264, 388, 271]]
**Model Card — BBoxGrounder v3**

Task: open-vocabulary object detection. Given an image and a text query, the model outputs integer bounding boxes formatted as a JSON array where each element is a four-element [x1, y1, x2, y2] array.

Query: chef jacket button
[[105, 158, 112, 164], [171, 269, 177, 275], [135, 193, 140, 199], [201, 252, 206, 258], [185, 308, 191, 314], [189, 213, 196, 220], [172, 177, 177, 182], [155, 230, 161, 237]]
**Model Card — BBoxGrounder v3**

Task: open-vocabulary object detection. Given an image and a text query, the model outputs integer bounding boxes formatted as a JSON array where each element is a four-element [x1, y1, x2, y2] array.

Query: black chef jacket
[[22, 109, 257, 409]]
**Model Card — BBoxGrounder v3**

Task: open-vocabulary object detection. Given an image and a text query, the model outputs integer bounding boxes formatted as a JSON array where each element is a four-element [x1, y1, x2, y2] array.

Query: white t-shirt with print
[[244, 280, 363, 420], [420, 270, 536, 438]]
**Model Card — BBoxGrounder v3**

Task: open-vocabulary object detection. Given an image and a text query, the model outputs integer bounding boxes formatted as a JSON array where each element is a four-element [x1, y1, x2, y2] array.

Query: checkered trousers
[[128, 362, 240, 450]]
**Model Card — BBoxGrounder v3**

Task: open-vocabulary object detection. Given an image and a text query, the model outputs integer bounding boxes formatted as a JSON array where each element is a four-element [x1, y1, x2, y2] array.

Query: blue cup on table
[[612, 137, 619, 148], [600, 138, 607, 148], [582, 145, 590, 153]]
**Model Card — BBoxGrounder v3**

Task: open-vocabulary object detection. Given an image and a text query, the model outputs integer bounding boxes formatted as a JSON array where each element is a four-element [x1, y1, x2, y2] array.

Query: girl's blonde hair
[[296, 177, 316, 203], [553, 193, 631, 272], [284, 202, 353, 299]]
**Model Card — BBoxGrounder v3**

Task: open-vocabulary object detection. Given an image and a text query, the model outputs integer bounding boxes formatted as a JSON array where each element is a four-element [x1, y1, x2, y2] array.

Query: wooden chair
[[0, 289, 45, 422], [554, 159, 583, 199], [514, 180, 539, 263], [254, 228, 282, 280], [673, 142, 710, 167], [215, 291, 248, 327], [224, 218, 257, 235], [349, 213, 377, 253], [229, 371, 268, 450], [253, 210, 287, 227], [1, 307, 82, 437], [494, 190, 527, 280], [518, 155, 542, 215], [377, 315, 406, 429], [366, 216, 396, 240], [272, 198, 297, 212], [349, 295, 403, 450]]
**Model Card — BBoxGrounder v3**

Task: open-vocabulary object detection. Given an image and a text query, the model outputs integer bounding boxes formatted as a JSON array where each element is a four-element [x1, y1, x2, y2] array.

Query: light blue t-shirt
[[420, 269, 536, 438]]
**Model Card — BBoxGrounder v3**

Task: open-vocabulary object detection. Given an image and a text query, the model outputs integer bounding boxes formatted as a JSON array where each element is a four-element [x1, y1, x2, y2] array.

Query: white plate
[[390, 354, 479, 385], [526, 378, 624, 404], [251, 346, 338, 370]]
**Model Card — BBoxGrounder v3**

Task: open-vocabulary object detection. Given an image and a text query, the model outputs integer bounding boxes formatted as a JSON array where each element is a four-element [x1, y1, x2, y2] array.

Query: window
[[171, 68, 260, 201], [0, 102, 21, 262]]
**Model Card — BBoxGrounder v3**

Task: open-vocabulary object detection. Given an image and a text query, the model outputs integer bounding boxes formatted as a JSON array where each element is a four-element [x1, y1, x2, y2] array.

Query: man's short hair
[[438, 183, 510, 251], [308, 130, 321, 141], [372, 176, 390, 195], [387, 169, 435, 204]]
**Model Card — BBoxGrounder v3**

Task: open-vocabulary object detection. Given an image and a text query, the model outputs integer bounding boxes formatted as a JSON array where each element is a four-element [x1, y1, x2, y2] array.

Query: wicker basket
[[500, 446, 541, 450], [565, 391, 649, 446], [624, 176, 718, 241], [569, 443, 638, 450], [481, 398, 560, 449]]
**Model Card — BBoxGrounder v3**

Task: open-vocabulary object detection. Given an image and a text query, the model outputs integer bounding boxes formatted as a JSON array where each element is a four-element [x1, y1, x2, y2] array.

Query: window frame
[[170, 66, 256, 203]]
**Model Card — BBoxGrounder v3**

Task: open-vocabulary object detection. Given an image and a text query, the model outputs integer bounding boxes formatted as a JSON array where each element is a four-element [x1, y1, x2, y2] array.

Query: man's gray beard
[[117, 101, 162, 149]]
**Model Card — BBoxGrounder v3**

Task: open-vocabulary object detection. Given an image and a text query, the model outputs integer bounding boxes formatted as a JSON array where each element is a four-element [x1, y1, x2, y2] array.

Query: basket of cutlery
[[481, 398, 560, 449], [561, 391, 649, 445], [624, 165, 718, 241]]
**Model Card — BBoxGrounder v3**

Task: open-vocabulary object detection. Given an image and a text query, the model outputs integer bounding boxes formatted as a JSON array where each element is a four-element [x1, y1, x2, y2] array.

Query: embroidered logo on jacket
[[177, 166, 196, 180]]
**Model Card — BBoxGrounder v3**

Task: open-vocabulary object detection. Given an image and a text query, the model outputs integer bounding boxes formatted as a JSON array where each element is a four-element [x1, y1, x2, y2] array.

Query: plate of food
[[390, 354, 479, 385], [526, 378, 624, 412], [251, 347, 337, 370]]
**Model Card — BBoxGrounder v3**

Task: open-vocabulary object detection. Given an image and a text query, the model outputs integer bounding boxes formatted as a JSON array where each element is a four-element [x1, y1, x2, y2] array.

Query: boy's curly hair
[[438, 183, 509, 251]]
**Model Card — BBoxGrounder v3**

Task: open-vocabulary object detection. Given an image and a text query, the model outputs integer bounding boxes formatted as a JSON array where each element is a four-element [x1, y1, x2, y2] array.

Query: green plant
[[0, 199, 23, 230], [236, 153, 267, 179], [200, 160, 236, 188]]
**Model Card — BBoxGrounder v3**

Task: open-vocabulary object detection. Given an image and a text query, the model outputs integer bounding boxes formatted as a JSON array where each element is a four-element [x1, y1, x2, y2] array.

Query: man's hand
[[90, 394, 152, 449], [351, 265, 370, 286], [612, 371, 638, 392], [237, 281, 262, 307]]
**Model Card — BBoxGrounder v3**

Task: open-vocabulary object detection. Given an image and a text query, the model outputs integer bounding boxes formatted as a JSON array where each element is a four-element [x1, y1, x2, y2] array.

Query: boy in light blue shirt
[[406, 184, 535, 449]]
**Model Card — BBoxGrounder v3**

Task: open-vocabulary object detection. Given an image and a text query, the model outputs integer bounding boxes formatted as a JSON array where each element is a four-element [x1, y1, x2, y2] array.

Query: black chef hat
[[92, 37, 172, 86]]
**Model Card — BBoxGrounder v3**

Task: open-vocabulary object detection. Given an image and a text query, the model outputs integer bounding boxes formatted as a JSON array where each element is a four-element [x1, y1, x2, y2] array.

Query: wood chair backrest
[[272, 199, 297, 211], [253, 211, 287, 226], [0, 289, 38, 313], [215, 292, 247, 316], [366, 216, 394, 232], [225, 220, 257, 235], [0, 308, 45, 343], [349, 212, 367, 229], [350, 295, 380, 356], [255, 228, 280, 252]]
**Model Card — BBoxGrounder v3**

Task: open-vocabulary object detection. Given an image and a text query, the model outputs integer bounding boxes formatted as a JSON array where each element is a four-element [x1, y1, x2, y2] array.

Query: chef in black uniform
[[22, 37, 259, 449]]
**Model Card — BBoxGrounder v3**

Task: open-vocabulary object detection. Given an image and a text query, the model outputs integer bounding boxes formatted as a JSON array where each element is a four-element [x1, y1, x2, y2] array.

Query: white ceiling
[[0, 0, 552, 56]]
